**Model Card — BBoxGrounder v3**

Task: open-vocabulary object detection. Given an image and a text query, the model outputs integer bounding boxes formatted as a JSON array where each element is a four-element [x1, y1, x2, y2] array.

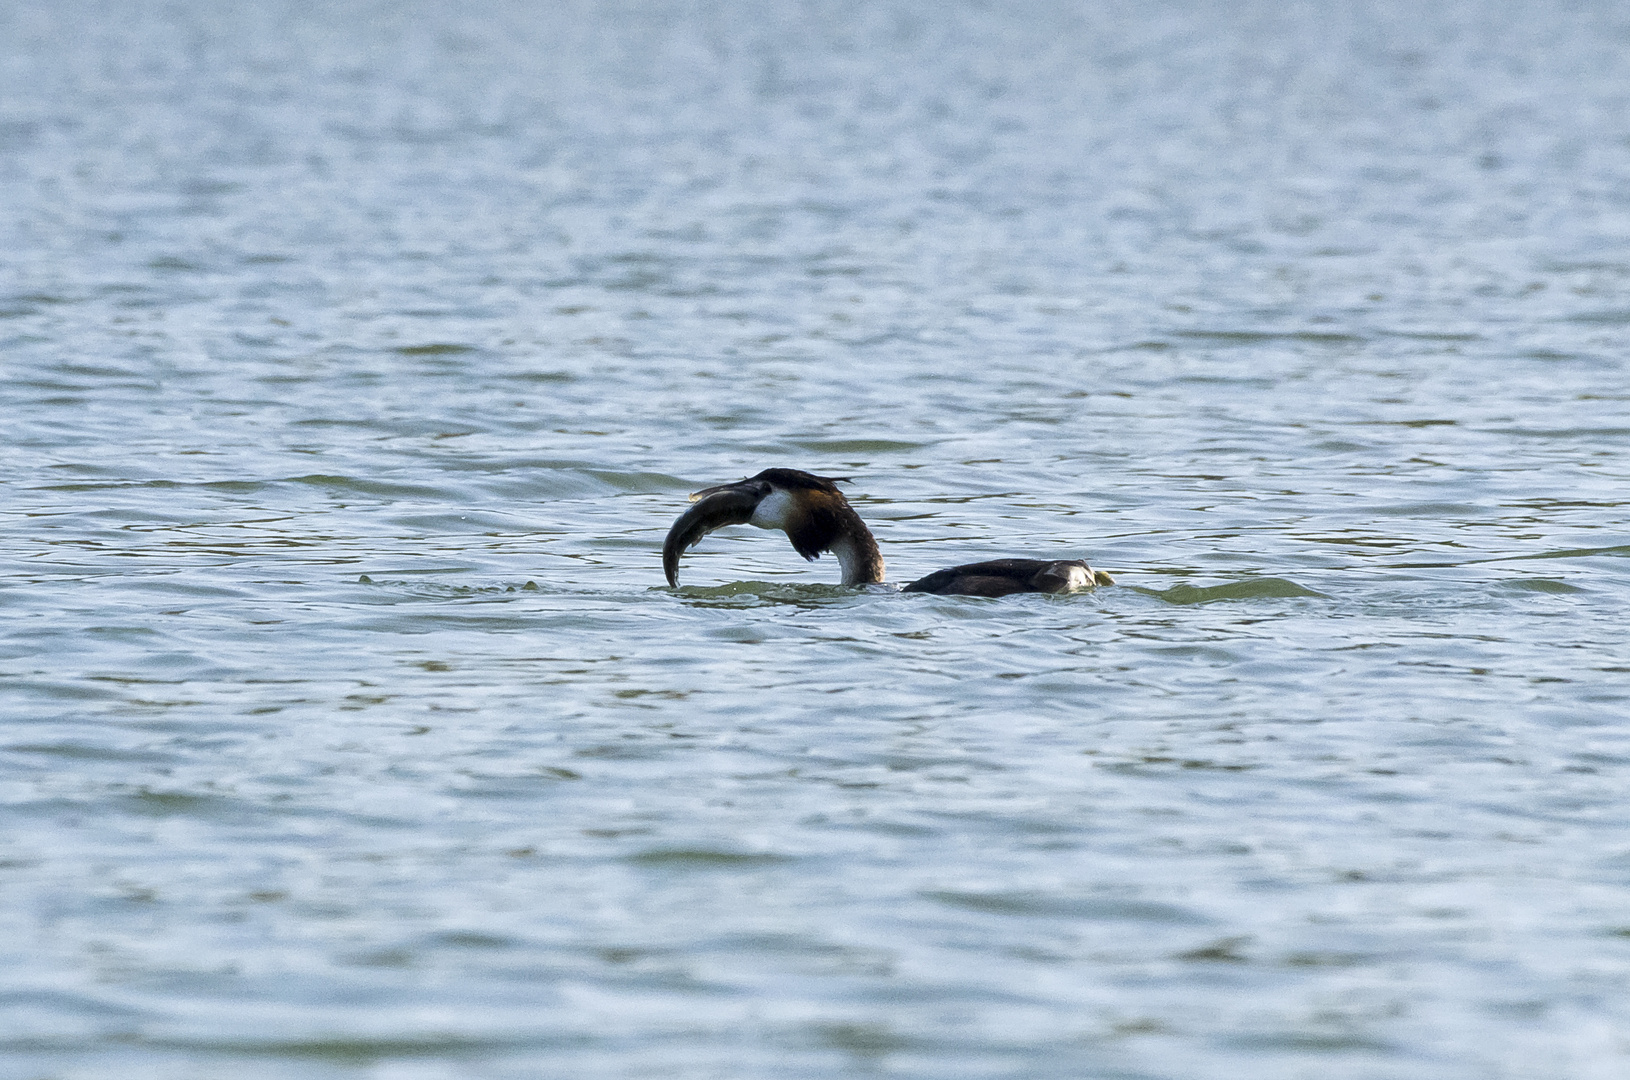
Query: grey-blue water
[[4, 2, 1629, 1077]]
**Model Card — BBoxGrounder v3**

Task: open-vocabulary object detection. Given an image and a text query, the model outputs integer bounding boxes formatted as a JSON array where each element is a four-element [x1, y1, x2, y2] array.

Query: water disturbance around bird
[[3, 2, 1629, 1078]]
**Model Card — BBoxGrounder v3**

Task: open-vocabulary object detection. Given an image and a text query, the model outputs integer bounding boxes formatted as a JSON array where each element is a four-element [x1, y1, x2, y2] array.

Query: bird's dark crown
[[746, 468, 852, 496]]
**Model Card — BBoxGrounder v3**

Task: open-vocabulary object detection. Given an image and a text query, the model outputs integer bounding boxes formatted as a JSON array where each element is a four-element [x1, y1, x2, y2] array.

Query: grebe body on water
[[662, 468, 1112, 596]]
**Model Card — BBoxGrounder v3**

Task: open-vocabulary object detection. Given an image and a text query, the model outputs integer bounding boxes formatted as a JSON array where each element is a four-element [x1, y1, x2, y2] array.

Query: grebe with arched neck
[[662, 468, 1113, 597]]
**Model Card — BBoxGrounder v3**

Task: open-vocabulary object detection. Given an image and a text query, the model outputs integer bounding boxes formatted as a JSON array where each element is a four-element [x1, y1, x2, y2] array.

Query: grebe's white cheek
[[748, 488, 795, 530]]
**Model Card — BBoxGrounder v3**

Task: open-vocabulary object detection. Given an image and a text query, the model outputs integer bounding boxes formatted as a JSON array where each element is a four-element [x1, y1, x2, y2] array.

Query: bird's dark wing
[[902, 559, 1098, 596], [662, 486, 762, 586]]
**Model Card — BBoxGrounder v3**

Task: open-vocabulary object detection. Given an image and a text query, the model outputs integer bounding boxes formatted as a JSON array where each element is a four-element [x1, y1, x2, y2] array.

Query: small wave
[[1148, 578, 1327, 604], [1170, 329, 1364, 345], [286, 474, 455, 499], [1495, 578, 1585, 595], [923, 890, 1208, 923], [1509, 544, 1630, 561], [355, 575, 538, 595], [628, 849, 792, 867], [664, 581, 862, 607], [137, 1033, 523, 1061], [785, 437, 935, 453], [393, 343, 477, 355], [1564, 309, 1630, 324], [581, 469, 693, 493]]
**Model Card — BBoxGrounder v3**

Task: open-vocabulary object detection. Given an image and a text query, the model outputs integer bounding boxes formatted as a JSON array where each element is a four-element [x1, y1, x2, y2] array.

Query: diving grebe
[[662, 468, 1113, 596]]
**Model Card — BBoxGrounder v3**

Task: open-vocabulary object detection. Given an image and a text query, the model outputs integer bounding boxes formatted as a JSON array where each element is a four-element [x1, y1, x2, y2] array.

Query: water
[[4, 1, 1630, 1076]]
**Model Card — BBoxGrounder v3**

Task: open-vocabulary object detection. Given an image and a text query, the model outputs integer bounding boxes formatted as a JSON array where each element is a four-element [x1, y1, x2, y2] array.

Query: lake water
[[4, 1, 1630, 1077]]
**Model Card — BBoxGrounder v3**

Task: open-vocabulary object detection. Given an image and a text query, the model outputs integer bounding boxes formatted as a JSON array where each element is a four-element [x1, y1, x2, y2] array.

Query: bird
[[662, 468, 1113, 597]]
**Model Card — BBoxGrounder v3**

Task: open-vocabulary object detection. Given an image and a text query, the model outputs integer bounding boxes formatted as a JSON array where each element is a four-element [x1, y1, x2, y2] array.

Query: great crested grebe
[[662, 468, 1113, 597]]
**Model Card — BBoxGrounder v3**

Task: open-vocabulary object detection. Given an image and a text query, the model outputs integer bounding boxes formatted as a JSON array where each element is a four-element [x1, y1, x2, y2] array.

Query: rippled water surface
[[5, 2, 1630, 1077]]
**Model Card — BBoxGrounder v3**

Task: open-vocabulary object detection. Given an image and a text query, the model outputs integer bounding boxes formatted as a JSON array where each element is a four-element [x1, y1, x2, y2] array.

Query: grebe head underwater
[[661, 468, 1113, 596]]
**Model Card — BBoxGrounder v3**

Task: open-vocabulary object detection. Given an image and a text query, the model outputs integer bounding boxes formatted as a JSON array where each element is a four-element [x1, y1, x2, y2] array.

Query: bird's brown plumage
[[661, 468, 1107, 594]]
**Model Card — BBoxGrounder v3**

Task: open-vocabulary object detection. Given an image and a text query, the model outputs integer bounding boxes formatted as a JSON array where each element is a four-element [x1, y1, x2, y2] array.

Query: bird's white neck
[[749, 485, 884, 585], [748, 489, 796, 530], [833, 534, 884, 586]]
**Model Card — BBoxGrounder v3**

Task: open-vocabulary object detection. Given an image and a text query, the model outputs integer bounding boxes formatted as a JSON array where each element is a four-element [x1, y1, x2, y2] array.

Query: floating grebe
[[662, 468, 1113, 596]]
